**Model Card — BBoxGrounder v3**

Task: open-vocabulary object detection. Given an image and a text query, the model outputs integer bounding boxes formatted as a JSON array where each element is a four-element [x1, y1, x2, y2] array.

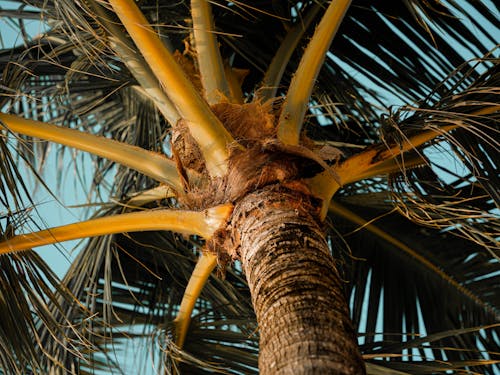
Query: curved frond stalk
[[309, 125, 459, 220], [337, 125, 458, 185], [345, 153, 428, 184], [0, 113, 183, 191], [175, 252, 217, 348], [306, 171, 341, 220], [109, 0, 237, 177], [87, 0, 180, 126], [258, 3, 321, 101], [125, 185, 176, 208], [277, 0, 352, 145], [329, 202, 496, 315], [191, 0, 231, 104], [0, 204, 233, 254]]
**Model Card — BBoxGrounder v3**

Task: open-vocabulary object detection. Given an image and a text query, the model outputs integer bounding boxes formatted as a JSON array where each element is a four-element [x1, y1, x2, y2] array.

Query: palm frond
[[383, 62, 499, 254], [43, 192, 248, 372], [277, 0, 352, 145], [0, 245, 95, 374], [191, 0, 232, 104], [329, 200, 499, 374]]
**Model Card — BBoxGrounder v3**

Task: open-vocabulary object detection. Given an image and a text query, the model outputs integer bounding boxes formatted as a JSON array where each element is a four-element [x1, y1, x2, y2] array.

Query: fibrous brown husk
[[171, 101, 278, 183], [181, 144, 315, 210], [171, 119, 207, 174], [210, 101, 276, 145], [173, 101, 339, 210]]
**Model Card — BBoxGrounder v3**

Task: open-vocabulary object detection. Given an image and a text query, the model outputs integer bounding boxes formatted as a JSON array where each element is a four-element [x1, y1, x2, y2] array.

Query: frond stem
[[109, 0, 237, 177], [125, 185, 176, 208], [277, 0, 351, 145], [87, 0, 180, 126], [0, 204, 233, 254], [309, 125, 458, 220], [175, 252, 217, 348], [259, 3, 321, 101], [337, 125, 458, 185], [191, 0, 231, 104], [0, 113, 183, 191]]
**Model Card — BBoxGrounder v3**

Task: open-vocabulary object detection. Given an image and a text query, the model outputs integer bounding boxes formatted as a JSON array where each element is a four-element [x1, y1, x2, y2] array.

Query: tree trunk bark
[[230, 186, 365, 375]]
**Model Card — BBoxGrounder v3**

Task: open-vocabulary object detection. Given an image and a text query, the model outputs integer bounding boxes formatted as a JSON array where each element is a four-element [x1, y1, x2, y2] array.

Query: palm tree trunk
[[230, 186, 365, 374]]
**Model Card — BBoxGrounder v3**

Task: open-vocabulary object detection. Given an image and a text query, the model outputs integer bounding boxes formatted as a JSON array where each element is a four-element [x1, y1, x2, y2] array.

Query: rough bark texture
[[230, 186, 365, 375]]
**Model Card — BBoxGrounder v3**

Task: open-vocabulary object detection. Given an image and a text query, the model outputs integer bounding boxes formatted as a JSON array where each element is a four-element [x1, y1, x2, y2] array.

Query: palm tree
[[0, 0, 498, 373]]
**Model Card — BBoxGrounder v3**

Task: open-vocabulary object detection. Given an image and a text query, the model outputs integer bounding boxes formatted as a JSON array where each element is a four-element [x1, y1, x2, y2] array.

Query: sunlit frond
[[0, 204, 233, 253], [108, 0, 237, 177], [277, 0, 352, 145], [0, 113, 184, 191], [191, 0, 231, 104]]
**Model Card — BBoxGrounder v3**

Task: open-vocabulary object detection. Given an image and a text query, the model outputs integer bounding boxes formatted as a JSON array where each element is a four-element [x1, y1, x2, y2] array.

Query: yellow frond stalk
[[87, 0, 180, 126], [345, 153, 427, 184], [259, 3, 321, 101], [470, 105, 500, 116], [277, 0, 351, 145], [0, 113, 183, 191], [109, 0, 237, 177], [330, 201, 489, 310], [126, 185, 176, 208], [191, 0, 231, 104], [364, 363, 410, 375], [334, 105, 495, 186], [0, 204, 233, 254], [337, 125, 458, 185], [309, 125, 457, 220], [175, 252, 217, 348], [307, 171, 341, 220]]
